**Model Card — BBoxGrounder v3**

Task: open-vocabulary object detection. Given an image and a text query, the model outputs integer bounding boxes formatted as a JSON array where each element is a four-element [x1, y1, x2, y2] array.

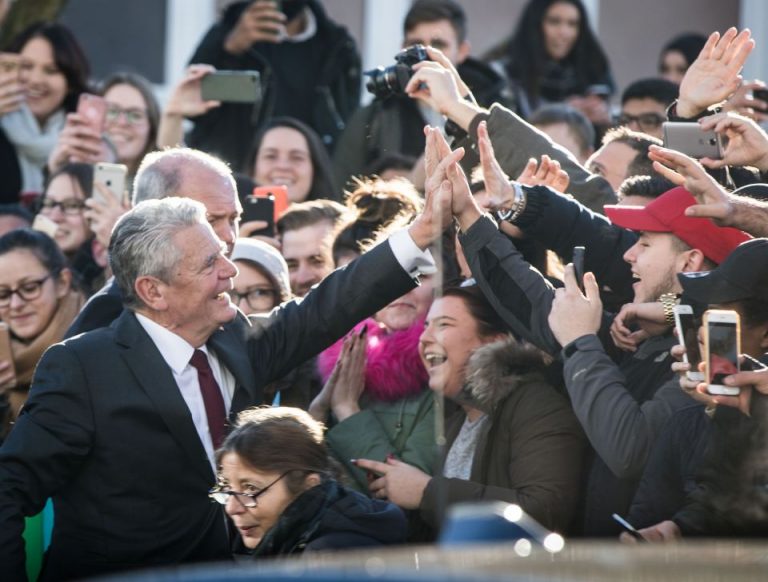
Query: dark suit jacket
[[64, 277, 123, 338], [0, 241, 415, 581]]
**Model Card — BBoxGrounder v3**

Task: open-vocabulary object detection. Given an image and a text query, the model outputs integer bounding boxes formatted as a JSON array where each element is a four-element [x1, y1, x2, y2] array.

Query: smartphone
[[92, 163, 128, 205], [201, 71, 261, 103], [77, 93, 107, 134], [611, 513, 645, 541], [662, 122, 723, 159], [572, 246, 585, 294], [673, 305, 704, 382], [752, 87, 768, 110], [704, 309, 741, 396], [252, 185, 289, 221], [242, 195, 275, 237], [32, 213, 59, 238], [0, 323, 15, 387]]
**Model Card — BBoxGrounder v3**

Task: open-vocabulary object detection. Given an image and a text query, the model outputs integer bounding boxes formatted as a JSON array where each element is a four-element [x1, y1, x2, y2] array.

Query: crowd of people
[[0, 0, 768, 580]]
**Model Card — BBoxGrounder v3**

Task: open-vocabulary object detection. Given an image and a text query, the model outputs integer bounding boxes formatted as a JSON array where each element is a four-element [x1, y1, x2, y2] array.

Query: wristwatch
[[496, 182, 526, 223], [659, 292, 680, 325]]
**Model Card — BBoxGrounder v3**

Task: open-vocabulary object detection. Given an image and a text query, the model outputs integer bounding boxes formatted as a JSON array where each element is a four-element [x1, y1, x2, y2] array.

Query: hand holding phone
[[663, 122, 723, 160], [77, 93, 107, 135], [92, 163, 128, 205], [673, 305, 704, 382], [704, 309, 741, 396], [572, 246, 585, 294], [612, 513, 646, 542]]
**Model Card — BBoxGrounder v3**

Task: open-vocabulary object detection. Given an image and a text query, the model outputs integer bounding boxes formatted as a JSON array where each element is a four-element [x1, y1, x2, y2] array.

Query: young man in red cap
[[444, 126, 751, 534]]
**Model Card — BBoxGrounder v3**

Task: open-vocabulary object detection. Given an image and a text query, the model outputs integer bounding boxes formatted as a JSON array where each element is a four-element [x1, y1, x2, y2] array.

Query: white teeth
[[424, 353, 447, 365]]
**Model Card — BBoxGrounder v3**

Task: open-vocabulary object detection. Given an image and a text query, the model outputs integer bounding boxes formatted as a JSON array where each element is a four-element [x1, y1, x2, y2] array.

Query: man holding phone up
[[187, 0, 361, 168]]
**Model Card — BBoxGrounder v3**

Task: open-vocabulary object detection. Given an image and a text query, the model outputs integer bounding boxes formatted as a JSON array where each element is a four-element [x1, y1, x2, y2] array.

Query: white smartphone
[[93, 162, 128, 205], [673, 305, 704, 382], [31, 213, 59, 238], [704, 309, 741, 396]]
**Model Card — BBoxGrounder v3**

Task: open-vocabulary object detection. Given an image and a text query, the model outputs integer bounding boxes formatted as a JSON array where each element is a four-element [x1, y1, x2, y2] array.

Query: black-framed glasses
[[209, 472, 288, 508], [106, 104, 148, 126], [0, 275, 52, 307], [40, 198, 86, 215], [614, 112, 666, 132], [230, 287, 276, 310]]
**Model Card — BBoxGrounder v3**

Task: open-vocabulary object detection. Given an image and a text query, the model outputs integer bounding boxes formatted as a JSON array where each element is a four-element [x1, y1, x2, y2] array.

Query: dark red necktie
[[189, 349, 227, 449]]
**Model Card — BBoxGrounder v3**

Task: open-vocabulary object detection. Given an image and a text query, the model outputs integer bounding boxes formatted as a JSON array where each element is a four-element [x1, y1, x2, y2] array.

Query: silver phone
[[662, 122, 723, 159]]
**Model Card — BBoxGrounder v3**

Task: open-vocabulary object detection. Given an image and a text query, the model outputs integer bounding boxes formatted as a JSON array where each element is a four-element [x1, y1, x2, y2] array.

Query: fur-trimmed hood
[[462, 339, 551, 412]]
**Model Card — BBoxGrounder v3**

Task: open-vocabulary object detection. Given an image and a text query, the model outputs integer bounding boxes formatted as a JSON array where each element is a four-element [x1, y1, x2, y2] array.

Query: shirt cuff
[[388, 228, 436, 278]]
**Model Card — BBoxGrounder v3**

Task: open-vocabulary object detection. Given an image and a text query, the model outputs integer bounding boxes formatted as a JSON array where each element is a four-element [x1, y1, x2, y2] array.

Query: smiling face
[[541, 1, 580, 61], [254, 127, 314, 203], [376, 274, 434, 332], [623, 231, 684, 303], [151, 223, 238, 345], [18, 36, 68, 124], [219, 452, 303, 549], [232, 260, 278, 315], [0, 248, 69, 340], [419, 295, 491, 400], [281, 221, 335, 297], [104, 83, 151, 169], [40, 173, 90, 255]]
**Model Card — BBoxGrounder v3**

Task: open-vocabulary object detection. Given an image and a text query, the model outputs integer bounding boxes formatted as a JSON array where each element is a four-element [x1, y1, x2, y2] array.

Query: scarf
[[0, 104, 65, 194], [317, 318, 427, 402], [9, 287, 85, 390]]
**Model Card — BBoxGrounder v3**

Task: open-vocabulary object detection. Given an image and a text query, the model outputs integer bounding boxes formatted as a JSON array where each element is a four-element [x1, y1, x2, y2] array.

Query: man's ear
[[679, 248, 706, 274], [134, 275, 168, 311], [456, 39, 471, 64]]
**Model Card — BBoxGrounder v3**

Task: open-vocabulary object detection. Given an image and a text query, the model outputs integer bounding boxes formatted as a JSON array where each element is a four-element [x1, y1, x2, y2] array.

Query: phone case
[[662, 122, 722, 159], [704, 310, 741, 395], [78, 94, 107, 133], [201, 71, 261, 104], [93, 163, 128, 204]]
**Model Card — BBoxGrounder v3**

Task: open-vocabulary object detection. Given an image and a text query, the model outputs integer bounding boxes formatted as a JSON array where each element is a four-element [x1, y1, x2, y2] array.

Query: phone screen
[[708, 321, 739, 385], [678, 312, 702, 369]]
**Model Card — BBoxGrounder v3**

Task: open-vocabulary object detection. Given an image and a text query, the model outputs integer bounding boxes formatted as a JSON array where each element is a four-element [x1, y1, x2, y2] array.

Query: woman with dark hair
[[486, 0, 614, 121], [0, 228, 84, 440], [247, 116, 339, 203], [211, 406, 407, 556], [355, 286, 585, 535], [0, 21, 90, 202], [658, 33, 707, 85], [36, 163, 105, 295]]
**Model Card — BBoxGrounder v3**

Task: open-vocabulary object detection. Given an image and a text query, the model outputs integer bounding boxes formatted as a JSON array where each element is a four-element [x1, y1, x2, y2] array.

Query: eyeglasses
[[0, 275, 52, 307], [40, 198, 86, 215], [614, 112, 666, 132], [209, 472, 288, 508], [106, 105, 148, 126], [230, 287, 277, 311]]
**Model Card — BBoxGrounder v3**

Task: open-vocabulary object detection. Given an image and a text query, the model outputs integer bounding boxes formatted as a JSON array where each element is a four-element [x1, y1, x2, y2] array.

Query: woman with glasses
[[0, 22, 90, 203], [37, 163, 105, 295], [230, 238, 291, 316], [0, 228, 84, 440], [212, 406, 406, 556], [48, 72, 160, 188]]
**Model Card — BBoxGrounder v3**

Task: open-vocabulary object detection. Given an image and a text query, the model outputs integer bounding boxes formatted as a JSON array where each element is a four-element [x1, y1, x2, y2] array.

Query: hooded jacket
[[187, 0, 361, 169], [252, 479, 406, 556], [419, 340, 586, 534]]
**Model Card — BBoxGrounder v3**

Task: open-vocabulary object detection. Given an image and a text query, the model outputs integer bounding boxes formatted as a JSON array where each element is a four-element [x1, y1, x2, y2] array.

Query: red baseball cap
[[604, 187, 751, 264]]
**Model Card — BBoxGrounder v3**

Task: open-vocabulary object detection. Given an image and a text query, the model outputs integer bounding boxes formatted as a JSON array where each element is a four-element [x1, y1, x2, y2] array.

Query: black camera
[[364, 44, 429, 99]]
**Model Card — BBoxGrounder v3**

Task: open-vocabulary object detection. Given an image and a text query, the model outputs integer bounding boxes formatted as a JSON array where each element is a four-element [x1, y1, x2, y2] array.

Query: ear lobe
[[304, 472, 322, 489], [681, 248, 705, 273]]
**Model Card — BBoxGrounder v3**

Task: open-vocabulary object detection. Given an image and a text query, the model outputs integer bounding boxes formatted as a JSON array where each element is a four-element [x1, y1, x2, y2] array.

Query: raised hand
[[698, 111, 768, 172], [330, 328, 368, 422], [48, 113, 113, 172], [165, 64, 221, 119], [224, 0, 286, 54], [515, 154, 570, 193], [84, 183, 130, 248], [648, 145, 734, 226], [677, 28, 754, 118], [548, 264, 603, 348]]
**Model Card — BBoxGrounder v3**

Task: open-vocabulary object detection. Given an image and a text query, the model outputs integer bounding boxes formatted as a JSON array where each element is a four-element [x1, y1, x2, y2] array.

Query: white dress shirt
[[136, 314, 235, 470]]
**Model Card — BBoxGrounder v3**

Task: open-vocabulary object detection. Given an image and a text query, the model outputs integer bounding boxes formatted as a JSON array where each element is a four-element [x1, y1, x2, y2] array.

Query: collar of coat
[[460, 339, 551, 412]]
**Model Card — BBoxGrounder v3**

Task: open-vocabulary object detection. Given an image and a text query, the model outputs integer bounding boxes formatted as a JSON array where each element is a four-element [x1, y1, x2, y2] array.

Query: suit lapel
[[209, 316, 261, 418], [114, 311, 214, 482]]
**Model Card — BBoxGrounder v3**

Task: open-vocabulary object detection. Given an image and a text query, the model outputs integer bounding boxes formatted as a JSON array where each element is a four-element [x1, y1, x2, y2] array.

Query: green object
[[23, 512, 44, 581]]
